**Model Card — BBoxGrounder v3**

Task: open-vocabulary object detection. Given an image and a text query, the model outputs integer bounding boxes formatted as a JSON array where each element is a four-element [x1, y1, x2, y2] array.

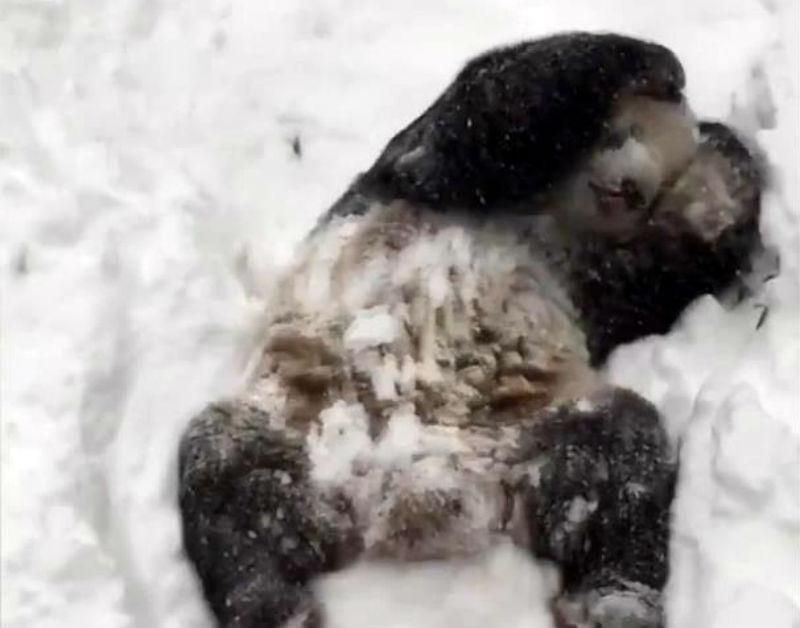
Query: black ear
[[697, 120, 766, 202], [357, 32, 686, 212]]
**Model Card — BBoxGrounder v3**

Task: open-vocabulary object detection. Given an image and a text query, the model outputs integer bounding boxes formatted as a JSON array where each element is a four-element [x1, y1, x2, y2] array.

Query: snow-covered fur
[[177, 33, 763, 628]]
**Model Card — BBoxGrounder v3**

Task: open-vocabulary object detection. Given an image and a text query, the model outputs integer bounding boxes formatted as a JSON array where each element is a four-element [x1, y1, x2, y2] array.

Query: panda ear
[[362, 117, 448, 205], [389, 143, 432, 190], [395, 145, 428, 171], [697, 120, 768, 190], [695, 120, 767, 229]]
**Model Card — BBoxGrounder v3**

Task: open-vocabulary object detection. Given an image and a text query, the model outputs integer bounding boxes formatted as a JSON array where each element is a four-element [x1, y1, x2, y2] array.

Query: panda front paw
[[516, 388, 675, 628], [556, 582, 663, 628]]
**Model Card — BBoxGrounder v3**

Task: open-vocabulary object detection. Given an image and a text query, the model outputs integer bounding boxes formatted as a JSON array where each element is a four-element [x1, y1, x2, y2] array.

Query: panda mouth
[[589, 178, 648, 215]]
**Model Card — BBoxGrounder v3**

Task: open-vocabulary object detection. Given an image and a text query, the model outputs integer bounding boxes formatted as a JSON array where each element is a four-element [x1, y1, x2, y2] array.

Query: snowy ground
[[1, 1, 798, 627]]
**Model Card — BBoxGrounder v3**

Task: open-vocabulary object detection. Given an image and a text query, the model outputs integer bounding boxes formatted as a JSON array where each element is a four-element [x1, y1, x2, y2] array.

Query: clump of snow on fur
[[308, 400, 471, 486], [344, 306, 400, 351], [307, 402, 372, 485]]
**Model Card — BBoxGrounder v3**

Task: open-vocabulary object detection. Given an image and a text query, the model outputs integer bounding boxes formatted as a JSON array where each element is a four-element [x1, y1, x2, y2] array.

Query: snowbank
[[1, 1, 797, 627]]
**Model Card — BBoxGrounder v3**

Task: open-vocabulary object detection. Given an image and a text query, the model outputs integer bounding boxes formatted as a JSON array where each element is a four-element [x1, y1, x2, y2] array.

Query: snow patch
[[344, 306, 400, 351], [316, 542, 558, 628]]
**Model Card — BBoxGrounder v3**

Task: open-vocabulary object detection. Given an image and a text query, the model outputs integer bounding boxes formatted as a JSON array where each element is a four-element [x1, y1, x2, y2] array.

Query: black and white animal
[[178, 33, 763, 628]]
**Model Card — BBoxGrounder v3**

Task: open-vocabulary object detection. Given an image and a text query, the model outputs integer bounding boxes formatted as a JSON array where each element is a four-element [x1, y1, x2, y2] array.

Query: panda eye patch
[[629, 123, 644, 140], [601, 128, 629, 149], [601, 123, 644, 150]]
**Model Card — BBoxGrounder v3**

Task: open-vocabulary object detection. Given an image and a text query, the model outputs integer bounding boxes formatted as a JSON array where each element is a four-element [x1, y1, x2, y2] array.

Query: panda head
[[566, 118, 766, 365]]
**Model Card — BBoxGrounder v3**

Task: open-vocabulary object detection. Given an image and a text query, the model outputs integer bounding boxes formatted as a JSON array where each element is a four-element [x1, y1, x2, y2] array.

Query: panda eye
[[629, 123, 644, 140], [601, 128, 628, 149]]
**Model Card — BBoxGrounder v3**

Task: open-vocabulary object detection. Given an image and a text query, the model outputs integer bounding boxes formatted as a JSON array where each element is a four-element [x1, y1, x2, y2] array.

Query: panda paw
[[556, 582, 663, 628]]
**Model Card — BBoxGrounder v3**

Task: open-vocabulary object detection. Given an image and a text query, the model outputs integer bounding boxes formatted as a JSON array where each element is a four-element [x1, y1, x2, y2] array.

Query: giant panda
[[177, 32, 764, 628]]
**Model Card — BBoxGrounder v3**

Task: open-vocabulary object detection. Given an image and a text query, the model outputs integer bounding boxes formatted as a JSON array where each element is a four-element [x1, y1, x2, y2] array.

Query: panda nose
[[621, 178, 647, 211]]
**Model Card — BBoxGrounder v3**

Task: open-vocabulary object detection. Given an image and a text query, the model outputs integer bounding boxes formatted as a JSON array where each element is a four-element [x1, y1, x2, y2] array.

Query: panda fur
[[178, 32, 763, 628]]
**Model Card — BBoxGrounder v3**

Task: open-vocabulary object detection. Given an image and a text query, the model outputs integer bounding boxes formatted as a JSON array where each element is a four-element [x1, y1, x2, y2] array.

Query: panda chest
[[253, 227, 591, 439]]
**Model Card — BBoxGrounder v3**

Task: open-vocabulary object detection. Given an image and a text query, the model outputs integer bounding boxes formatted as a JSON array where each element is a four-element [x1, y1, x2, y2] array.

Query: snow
[[316, 542, 558, 628], [344, 306, 400, 351], [1, 1, 797, 627]]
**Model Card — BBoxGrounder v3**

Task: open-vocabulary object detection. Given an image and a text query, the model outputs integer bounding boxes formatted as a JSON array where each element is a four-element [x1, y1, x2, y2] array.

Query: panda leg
[[178, 401, 356, 628], [519, 388, 677, 627]]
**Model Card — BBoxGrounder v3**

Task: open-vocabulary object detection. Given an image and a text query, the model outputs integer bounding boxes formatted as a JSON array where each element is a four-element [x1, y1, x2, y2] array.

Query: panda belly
[[308, 407, 525, 561], [244, 202, 598, 560]]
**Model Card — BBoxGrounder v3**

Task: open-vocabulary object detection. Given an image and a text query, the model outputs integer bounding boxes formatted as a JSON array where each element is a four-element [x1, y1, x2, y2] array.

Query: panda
[[177, 33, 763, 628]]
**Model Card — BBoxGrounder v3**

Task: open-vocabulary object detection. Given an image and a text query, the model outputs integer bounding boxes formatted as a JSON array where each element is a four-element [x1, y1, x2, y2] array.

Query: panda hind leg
[[178, 401, 357, 628], [519, 388, 677, 628]]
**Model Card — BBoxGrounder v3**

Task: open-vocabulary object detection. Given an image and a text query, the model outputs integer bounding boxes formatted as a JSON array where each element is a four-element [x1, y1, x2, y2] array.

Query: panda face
[[566, 119, 764, 366], [550, 95, 698, 239]]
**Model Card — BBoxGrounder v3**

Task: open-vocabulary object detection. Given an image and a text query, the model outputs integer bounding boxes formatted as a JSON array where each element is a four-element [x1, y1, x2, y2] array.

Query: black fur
[[521, 389, 675, 625], [179, 403, 354, 627], [330, 33, 684, 214]]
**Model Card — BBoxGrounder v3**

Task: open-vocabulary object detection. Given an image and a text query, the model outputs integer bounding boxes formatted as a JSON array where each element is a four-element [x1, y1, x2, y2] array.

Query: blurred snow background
[[0, 0, 797, 627]]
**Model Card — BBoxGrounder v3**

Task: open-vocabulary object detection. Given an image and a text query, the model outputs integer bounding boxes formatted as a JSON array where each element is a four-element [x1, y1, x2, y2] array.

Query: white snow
[[1, 1, 797, 628], [344, 306, 400, 351], [316, 542, 558, 628]]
